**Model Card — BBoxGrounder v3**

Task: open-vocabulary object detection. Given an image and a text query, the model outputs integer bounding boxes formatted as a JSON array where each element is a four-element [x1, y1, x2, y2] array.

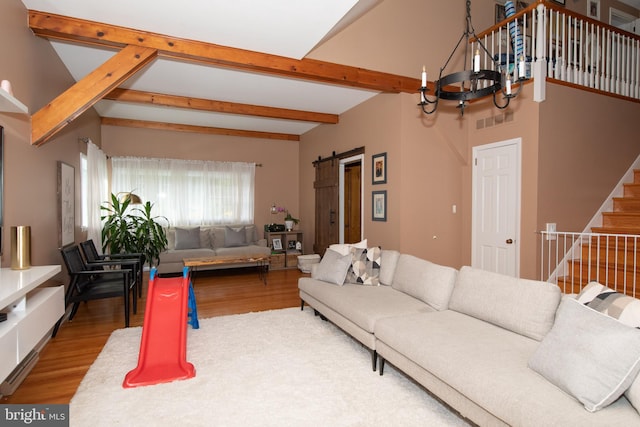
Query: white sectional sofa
[[156, 224, 270, 275], [299, 248, 640, 426]]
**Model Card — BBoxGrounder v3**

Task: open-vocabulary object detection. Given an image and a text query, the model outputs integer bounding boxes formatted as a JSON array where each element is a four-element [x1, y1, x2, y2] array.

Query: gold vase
[[10, 226, 31, 270]]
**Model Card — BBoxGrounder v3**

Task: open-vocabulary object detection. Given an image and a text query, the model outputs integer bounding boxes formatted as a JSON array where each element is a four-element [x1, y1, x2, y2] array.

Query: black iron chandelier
[[419, 0, 527, 116]]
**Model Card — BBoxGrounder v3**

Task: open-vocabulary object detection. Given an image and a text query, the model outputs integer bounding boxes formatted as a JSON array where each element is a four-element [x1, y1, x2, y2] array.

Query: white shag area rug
[[70, 307, 467, 427]]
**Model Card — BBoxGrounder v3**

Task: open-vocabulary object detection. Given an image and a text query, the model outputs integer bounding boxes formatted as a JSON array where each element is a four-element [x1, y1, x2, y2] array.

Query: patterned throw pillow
[[577, 282, 640, 328], [346, 246, 381, 286]]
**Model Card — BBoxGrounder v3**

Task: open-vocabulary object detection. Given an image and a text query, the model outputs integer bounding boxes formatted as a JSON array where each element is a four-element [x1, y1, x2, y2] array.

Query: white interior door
[[472, 139, 521, 276]]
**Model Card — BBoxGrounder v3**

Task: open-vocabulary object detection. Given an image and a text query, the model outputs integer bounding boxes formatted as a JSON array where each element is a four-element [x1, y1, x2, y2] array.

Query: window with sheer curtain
[[111, 157, 255, 226], [82, 141, 109, 248]]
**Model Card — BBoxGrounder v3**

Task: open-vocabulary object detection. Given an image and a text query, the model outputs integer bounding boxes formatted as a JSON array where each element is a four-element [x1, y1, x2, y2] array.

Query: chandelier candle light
[[419, 0, 527, 115]]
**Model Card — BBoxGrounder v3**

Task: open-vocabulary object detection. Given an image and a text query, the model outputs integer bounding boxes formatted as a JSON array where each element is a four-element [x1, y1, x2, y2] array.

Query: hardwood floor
[[1, 267, 304, 404]]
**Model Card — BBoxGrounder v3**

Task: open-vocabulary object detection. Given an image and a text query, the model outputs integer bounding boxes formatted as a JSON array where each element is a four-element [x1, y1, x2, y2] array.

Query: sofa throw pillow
[[175, 227, 201, 250], [243, 225, 257, 244], [528, 298, 640, 412], [576, 281, 607, 304], [224, 226, 247, 247], [577, 282, 640, 411], [346, 246, 381, 286], [314, 249, 352, 286], [328, 239, 368, 256], [577, 282, 640, 328]]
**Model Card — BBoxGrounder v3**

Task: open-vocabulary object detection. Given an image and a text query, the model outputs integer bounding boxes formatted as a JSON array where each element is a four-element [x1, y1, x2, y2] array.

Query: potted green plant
[[284, 211, 299, 231], [101, 193, 169, 267]]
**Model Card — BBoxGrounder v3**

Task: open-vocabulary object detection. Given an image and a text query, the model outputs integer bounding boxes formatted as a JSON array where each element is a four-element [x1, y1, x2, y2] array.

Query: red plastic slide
[[123, 268, 195, 388]]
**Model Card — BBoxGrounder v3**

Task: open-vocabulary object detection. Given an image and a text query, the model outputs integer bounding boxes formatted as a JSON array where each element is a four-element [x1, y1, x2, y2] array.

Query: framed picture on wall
[[495, 4, 506, 24], [587, 0, 600, 19], [372, 190, 387, 222], [372, 152, 387, 184], [58, 161, 75, 248]]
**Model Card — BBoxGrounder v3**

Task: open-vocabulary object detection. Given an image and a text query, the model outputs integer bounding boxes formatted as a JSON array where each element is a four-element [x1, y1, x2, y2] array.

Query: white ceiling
[[620, 0, 640, 10], [20, 0, 383, 138]]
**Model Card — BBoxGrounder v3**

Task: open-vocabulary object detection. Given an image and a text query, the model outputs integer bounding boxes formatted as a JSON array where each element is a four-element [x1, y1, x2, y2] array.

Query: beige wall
[[101, 125, 301, 238], [308, 0, 499, 84], [0, 0, 101, 268], [300, 93, 404, 255], [2, 0, 638, 277], [537, 82, 640, 233], [460, 84, 542, 279], [303, 0, 640, 278]]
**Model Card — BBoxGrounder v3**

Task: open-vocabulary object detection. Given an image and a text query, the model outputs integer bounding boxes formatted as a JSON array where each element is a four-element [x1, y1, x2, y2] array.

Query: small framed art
[[372, 152, 387, 185], [58, 161, 75, 247], [272, 238, 282, 251], [587, 0, 600, 19], [495, 4, 506, 24], [372, 190, 387, 222]]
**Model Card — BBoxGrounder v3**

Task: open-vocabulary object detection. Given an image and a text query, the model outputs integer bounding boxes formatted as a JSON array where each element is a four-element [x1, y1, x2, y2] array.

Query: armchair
[[53, 244, 138, 337]]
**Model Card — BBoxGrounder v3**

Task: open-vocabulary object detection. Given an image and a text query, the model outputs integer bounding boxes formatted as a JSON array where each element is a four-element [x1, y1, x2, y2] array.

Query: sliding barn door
[[314, 158, 339, 256]]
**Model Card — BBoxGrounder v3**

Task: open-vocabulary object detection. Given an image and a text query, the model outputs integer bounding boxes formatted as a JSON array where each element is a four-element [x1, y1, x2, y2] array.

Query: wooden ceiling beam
[[101, 117, 300, 141], [28, 10, 421, 94], [31, 45, 157, 146], [105, 88, 339, 124]]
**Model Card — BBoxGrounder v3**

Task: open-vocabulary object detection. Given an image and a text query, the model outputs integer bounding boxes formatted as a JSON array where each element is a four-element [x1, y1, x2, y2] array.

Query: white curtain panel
[[86, 142, 109, 251], [111, 157, 255, 226]]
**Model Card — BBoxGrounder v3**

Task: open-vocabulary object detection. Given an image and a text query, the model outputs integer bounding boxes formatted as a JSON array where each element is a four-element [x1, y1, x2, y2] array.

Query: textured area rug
[[70, 307, 467, 426]]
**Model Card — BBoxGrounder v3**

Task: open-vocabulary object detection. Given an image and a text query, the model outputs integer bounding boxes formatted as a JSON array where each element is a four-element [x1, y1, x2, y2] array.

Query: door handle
[[329, 209, 336, 225], [506, 239, 513, 244]]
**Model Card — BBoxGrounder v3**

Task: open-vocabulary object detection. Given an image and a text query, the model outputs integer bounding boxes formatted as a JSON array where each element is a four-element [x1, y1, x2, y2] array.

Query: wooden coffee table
[[183, 254, 270, 285]]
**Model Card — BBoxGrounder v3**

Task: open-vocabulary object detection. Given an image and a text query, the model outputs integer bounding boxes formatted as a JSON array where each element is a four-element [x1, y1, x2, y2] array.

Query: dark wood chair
[[80, 239, 144, 297], [53, 244, 138, 337]]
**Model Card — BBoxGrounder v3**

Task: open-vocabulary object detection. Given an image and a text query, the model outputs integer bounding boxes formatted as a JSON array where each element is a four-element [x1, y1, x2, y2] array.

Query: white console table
[[0, 265, 64, 384]]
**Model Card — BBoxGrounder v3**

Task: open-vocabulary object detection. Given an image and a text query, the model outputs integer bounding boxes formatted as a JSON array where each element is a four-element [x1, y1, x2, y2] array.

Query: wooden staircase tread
[[603, 212, 640, 216], [567, 259, 640, 270], [591, 226, 640, 235]]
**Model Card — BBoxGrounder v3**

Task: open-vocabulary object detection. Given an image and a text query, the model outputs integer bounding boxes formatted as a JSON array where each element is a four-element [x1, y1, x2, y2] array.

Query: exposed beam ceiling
[[32, 45, 158, 145], [104, 89, 339, 125], [23, 2, 420, 145], [28, 11, 417, 93]]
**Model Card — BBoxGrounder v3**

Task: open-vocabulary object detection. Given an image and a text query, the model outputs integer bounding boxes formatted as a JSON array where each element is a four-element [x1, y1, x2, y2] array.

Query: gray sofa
[[299, 249, 640, 426], [156, 224, 270, 275]]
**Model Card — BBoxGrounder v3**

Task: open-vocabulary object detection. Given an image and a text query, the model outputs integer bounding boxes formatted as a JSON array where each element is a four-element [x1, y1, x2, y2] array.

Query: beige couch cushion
[[379, 250, 400, 286], [375, 310, 640, 426], [449, 266, 561, 341], [390, 254, 457, 311], [299, 277, 434, 333], [210, 224, 258, 248]]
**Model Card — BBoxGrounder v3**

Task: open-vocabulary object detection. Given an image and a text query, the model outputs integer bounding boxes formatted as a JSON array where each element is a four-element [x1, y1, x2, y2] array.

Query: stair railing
[[474, 0, 640, 103], [540, 230, 640, 297]]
